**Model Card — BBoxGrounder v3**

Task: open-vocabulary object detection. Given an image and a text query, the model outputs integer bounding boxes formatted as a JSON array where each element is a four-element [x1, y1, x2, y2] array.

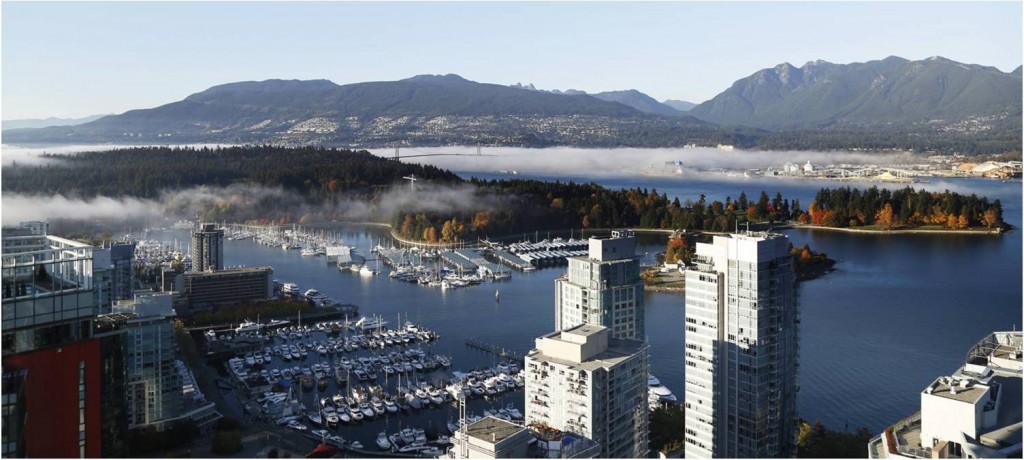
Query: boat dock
[[454, 249, 511, 279], [487, 248, 533, 271], [465, 338, 524, 362], [377, 248, 430, 268], [440, 250, 477, 273]]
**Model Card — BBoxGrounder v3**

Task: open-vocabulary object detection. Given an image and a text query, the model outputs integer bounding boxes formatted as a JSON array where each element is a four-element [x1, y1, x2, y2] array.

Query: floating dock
[[465, 337, 524, 362], [487, 248, 533, 271]]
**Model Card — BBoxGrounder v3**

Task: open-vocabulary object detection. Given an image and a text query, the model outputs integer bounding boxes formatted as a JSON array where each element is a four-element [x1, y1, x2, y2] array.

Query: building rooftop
[[873, 332, 1023, 459], [719, 231, 788, 242], [183, 266, 273, 277], [559, 324, 604, 340], [926, 376, 989, 403], [464, 416, 526, 444], [978, 376, 1022, 449], [529, 330, 646, 372]]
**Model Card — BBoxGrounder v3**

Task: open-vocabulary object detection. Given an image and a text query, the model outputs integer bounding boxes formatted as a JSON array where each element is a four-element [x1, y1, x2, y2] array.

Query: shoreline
[[340, 221, 1004, 244], [780, 223, 1004, 236]]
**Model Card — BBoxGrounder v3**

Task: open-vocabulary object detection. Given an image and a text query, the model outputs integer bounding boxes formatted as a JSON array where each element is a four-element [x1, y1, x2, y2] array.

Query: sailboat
[[308, 394, 323, 427]]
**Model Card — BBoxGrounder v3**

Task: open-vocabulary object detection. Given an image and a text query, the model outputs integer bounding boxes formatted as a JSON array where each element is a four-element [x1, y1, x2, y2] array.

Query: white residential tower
[[683, 232, 798, 458]]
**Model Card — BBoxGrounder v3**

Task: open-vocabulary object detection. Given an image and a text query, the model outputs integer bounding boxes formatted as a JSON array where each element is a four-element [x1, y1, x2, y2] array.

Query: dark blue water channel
[[157, 174, 1020, 445]]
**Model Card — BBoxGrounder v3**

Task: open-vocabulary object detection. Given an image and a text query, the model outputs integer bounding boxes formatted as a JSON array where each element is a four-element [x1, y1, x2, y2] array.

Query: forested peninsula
[[3, 146, 1008, 241]]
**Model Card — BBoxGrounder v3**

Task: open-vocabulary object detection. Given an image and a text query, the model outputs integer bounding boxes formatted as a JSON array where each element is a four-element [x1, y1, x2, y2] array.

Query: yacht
[[352, 316, 388, 331], [360, 402, 375, 419], [321, 406, 340, 427], [281, 283, 300, 296], [335, 407, 351, 424], [371, 398, 386, 416], [384, 397, 399, 413], [235, 320, 262, 334], [376, 431, 392, 450], [266, 319, 290, 328], [300, 247, 318, 257], [505, 404, 523, 420], [405, 392, 422, 410], [347, 403, 364, 421], [304, 289, 329, 304], [359, 264, 378, 276]]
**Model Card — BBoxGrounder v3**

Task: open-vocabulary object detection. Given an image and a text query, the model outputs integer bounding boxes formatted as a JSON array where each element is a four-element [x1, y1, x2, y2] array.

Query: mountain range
[[2, 114, 109, 130], [689, 56, 1021, 130], [3, 56, 1019, 153], [508, 83, 689, 116]]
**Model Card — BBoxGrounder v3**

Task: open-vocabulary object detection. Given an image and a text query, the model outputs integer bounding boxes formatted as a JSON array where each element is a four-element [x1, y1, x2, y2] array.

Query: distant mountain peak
[[662, 99, 696, 112], [402, 74, 472, 84], [690, 55, 1022, 130], [186, 79, 339, 100], [1013, 65, 1022, 76]]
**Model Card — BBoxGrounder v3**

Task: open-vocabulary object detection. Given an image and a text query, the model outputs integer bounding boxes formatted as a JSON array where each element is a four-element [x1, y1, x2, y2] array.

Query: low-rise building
[[868, 331, 1022, 459], [179, 266, 274, 315], [449, 416, 532, 458]]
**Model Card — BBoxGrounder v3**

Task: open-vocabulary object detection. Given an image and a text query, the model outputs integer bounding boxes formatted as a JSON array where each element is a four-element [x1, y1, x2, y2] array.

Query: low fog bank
[[2, 181, 504, 229], [374, 182, 503, 218], [2, 194, 165, 227], [367, 146, 919, 177]]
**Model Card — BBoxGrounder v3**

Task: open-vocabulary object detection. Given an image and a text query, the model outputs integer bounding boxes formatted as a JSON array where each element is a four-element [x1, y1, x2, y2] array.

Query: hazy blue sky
[[3, 1, 1021, 119]]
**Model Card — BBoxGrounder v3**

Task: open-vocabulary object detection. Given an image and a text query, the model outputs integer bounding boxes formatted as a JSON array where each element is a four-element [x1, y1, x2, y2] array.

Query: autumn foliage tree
[[875, 203, 896, 230], [806, 186, 1004, 230], [472, 211, 490, 231], [664, 236, 686, 264]]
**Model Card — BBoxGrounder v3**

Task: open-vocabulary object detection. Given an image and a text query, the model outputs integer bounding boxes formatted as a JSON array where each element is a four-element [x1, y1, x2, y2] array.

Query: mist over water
[[0, 143, 234, 165], [369, 146, 922, 178]]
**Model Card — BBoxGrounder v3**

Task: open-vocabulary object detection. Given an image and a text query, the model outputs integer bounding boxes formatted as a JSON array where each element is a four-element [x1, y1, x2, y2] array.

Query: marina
[[206, 316, 528, 457], [141, 175, 1020, 451]]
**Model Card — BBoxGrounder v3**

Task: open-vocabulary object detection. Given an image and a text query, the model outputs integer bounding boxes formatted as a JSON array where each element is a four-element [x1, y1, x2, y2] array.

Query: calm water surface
[[157, 173, 1020, 442]]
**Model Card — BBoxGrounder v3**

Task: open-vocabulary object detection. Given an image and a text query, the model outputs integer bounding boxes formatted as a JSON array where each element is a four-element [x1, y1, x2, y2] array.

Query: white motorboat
[[376, 431, 391, 450], [235, 320, 262, 334], [384, 397, 399, 413], [281, 283, 300, 296]]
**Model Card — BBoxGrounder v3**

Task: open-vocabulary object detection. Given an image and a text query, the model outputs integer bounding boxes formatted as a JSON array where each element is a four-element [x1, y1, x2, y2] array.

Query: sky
[[2, 1, 1021, 120]]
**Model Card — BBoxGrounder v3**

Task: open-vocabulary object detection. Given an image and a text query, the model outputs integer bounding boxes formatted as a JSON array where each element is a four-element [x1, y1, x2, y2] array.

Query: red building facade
[[4, 338, 102, 458]]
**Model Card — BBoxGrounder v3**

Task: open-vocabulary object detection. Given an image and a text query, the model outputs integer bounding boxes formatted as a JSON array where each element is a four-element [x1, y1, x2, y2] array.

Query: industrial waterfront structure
[[554, 230, 645, 340], [868, 331, 1022, 459], [190, 223, 224, 273], [524, 324, 649, 458], [683, 232, 799, 458]]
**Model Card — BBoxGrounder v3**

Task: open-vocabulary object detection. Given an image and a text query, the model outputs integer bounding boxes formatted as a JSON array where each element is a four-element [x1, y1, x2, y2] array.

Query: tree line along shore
[[2, 146, 1009, 242]]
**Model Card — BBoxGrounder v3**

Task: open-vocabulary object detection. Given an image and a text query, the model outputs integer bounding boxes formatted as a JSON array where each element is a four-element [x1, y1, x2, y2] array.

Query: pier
[[439, 250, 478, 273], [465, 338, 524, 362], [487, 248, 533, 271], [454, 249, 511, 278]]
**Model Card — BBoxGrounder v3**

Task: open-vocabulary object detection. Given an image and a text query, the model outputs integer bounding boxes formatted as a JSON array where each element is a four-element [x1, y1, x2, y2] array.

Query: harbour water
[[152, 173, 1020, 444]]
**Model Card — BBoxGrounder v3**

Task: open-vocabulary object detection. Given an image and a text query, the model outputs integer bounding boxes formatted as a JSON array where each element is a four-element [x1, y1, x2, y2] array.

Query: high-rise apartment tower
[[555, 230, 645, 340], [683, 232, 798, 458], [190, 223, 223, 273]]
